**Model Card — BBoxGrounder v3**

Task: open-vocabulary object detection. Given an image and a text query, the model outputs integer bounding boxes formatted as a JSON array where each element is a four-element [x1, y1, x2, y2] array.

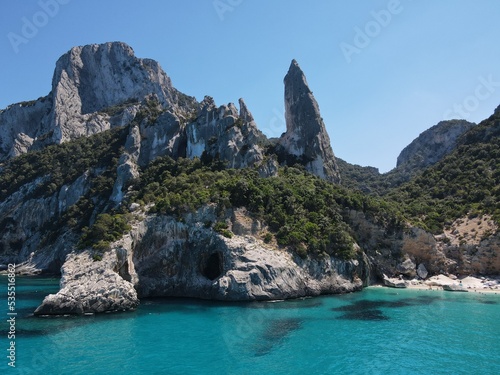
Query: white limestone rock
[[34, 249, 138, 315], [278, 59, 341, 183]]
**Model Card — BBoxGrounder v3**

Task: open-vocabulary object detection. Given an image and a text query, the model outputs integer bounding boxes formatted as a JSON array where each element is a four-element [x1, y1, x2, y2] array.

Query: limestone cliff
[[2, 41, 498, 317], [185, 96, 268, 169], [35, 206, 366, 314], [278, 60, 341, 183], [396, 119, 475, 176], [0, 42, 197, 160], [34, 249, 138, 315]]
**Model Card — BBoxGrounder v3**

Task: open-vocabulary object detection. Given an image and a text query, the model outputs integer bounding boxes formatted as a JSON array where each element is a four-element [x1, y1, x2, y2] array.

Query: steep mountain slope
[[1, 41, 499, 315], [388, 110, 500, 234], [396, 119, 476, 178], [339, 119, 476, 194], [0, 42, 196, 160]]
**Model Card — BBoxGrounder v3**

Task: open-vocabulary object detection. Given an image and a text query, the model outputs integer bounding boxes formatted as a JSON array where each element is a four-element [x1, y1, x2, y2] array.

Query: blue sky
[[1, 0, 500, 172]]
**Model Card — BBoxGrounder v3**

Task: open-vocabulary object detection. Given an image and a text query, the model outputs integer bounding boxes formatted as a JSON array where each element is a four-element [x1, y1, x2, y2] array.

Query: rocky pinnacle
[[279, 59, 341, 183]]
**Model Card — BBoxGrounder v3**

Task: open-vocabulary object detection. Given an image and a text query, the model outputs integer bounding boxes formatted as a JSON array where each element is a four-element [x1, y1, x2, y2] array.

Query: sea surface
[[1, 276, 499, 375]]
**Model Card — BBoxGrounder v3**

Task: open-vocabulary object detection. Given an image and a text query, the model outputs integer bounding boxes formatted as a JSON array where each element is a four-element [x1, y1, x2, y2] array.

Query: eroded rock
[[34, 250, 138, 315], [278, 60, 341, 183]]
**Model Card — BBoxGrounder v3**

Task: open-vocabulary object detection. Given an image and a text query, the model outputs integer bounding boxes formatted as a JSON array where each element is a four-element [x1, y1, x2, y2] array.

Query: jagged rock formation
[[0, 42, 197, 161], [186, 96, 268, 168], [2, 41, 499, 315], [396, 119, 475, 174], [278, 60, 341, 183], [1, 42, 282, 202], [35, 249, 138, 315]]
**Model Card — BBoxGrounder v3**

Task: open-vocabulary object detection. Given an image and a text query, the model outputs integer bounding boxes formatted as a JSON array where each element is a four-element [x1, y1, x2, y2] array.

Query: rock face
[[396, 119, 475, 174], [396, 258, 417, 278], [131, 208, 365, 301], [0, 42, 196, 161], [278, 60, 341, 183], [417, 263, 428, 279], [383, 275, 408, 288], [185, 97, 268, 169], [35, 249, 139, 315], [35, 207, 366, 314]]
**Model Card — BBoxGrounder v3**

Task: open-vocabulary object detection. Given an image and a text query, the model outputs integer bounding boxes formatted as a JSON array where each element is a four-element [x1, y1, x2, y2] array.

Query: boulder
[[397, 258, 416, 277], [35, 250, 138, 315], [383, 275, 408, 288], [417, 263, 428, 279], [443, 284, 468, 292]]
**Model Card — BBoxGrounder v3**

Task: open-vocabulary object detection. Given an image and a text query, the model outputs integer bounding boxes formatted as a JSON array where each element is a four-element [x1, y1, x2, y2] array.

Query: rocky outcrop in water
[[35, 206, 366, 314], [278, 60, 341, 183], [35, 249, 138, 315]]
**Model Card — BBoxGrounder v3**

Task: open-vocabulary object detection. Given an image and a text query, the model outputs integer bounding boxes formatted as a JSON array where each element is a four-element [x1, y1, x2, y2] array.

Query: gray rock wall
[[279, 60, 341, 183]]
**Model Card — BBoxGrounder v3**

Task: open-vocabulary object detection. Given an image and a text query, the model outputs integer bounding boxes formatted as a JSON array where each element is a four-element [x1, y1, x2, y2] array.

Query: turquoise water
[[1, 276, 499, 375]]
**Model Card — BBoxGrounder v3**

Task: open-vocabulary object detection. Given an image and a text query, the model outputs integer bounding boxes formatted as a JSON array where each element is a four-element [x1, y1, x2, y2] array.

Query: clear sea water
[[1, 276, 499, 375]]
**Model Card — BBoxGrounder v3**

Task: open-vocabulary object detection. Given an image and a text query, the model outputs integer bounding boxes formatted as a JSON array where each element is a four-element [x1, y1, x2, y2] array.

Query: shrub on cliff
[[79, 213, 132, 250], [386, 113, 500, 233], [130, 156, 403, 260]]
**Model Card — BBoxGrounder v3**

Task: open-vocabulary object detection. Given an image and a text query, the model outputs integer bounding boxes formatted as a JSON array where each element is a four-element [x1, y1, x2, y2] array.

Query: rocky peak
[[396, 119, 476, 173], [51, 42, 178, 114], [279, 60, 341, 183], [238, 98, 254, 123], [0, 42, 197, 160], [185, 96, 268, 170], [49, 42, 189, 143]]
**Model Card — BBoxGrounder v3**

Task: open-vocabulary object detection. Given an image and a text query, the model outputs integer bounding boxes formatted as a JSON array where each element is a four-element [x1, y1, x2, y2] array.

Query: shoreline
[[375, 274, 500, 294]]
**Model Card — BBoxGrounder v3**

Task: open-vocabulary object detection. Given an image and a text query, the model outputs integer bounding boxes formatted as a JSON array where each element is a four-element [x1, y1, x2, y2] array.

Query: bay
[[1, 276, 499, 374]]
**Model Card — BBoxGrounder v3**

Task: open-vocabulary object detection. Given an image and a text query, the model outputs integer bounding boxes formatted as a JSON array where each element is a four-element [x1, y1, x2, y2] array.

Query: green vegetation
[[100, 98, 139, 116], [0, 126, 127, 201], [130, 156, 404, 259], [0, 126, 129, 254], [5, 100, 498, 262], [213, 221, 233, 238], [132, 97, 163, 125], [386, 113, 500, 233], [79, 213, 132, 251]]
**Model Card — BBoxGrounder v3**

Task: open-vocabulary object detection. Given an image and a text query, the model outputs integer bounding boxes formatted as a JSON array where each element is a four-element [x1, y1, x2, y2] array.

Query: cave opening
[[202, 252, 223, 281]]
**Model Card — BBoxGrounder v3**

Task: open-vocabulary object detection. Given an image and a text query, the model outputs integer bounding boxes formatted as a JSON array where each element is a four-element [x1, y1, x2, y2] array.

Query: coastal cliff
[[36, 206, 367, 314], [1, 42, 499, 315]]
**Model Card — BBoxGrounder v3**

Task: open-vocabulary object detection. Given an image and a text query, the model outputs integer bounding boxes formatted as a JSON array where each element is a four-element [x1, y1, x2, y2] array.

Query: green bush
[[79, 213, 132, 250], [386, 114, 500, 233], [132, 156, 403, 260], [263, 232, 273, 243]]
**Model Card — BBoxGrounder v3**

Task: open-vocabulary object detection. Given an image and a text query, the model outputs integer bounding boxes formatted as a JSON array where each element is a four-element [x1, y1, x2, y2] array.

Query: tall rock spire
[[279, 60, 340, 183]]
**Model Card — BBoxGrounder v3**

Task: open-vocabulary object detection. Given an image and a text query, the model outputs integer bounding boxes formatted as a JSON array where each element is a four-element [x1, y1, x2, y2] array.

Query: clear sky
[[1, 0, 500, 172]]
